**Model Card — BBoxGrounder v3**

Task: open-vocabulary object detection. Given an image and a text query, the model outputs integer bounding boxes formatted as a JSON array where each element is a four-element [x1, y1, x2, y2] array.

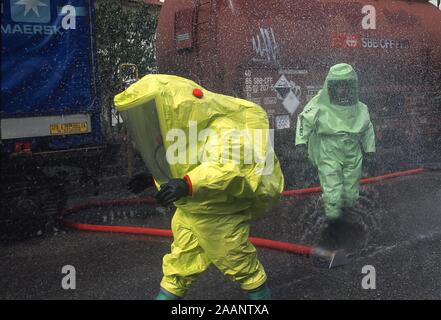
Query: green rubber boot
[[247, 284, 272, 300], [154, 288, 182, 300], [325, 205, 343, 222]]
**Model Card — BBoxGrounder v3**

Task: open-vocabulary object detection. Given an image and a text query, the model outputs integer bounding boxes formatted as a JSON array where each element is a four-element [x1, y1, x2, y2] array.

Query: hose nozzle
[[312, 247, 349, 268]]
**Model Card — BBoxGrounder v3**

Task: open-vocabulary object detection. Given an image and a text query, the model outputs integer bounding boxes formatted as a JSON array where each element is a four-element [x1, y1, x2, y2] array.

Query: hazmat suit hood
[[321, 63, 359, 102], [304, 63, 371, 135], [113, 75, 210, 185], [114, 74, 284, 218], [316, 63, 362, 131]]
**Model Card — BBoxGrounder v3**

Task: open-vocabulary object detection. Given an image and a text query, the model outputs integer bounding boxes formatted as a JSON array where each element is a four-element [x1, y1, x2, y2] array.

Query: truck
[[1, 0, 102, 154], [0, 0, 104, 237]]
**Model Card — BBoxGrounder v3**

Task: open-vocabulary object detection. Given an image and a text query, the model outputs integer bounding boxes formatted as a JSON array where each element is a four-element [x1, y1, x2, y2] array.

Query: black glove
[[296, 144, 309, 161], [156, 178, 190, 206], [127, 173, 154, 194]]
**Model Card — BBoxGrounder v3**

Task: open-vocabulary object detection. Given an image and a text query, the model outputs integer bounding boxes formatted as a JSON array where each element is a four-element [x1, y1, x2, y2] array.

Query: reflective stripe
[[1, 114, 91, 139]]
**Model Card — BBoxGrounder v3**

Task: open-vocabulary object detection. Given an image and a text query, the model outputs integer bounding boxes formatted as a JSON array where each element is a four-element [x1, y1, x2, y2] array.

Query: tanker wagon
[[155, 0, 441, 182]]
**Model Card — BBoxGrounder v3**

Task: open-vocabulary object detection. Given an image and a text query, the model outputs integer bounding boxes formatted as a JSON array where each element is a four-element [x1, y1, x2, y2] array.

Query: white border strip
[[1, 114, 91, 139]]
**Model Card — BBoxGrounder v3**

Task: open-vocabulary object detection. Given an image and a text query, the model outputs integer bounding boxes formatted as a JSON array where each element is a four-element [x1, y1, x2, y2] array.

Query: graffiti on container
[[251, 27, 280, 63]]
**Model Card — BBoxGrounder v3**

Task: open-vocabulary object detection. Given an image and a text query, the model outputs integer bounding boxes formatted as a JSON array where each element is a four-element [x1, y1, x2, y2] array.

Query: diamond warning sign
[[274, 75, 292, 98], [282, 91, 300, 115]]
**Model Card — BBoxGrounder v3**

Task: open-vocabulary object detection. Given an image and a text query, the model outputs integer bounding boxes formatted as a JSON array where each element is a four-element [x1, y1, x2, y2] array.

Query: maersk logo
[[11, 0, 51, 23]]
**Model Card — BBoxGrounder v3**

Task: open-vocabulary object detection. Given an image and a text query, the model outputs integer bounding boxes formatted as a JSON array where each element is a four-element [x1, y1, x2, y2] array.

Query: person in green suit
[[295, 63, 376, 221], [114, 74, 284, 300]]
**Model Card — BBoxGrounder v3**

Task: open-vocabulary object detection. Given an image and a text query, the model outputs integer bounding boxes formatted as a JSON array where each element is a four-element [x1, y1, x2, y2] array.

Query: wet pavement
[[1, 171, 441, 300]]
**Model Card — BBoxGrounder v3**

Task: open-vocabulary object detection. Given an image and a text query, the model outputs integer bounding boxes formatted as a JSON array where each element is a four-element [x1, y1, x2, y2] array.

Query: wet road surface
[[1, 171, 440, 299]]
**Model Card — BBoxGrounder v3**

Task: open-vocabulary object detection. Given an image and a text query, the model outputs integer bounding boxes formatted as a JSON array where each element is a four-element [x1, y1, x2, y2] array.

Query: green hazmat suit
[[114, 74, 284, 298], [295, 63, 376, 220]]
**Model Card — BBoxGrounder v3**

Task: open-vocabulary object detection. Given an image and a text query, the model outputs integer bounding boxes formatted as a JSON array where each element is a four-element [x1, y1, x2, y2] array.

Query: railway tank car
[[155, 0, 441, 180]]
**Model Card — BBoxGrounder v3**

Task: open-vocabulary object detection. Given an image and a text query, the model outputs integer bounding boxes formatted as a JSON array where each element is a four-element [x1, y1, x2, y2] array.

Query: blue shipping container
[[1, 0, 102, 152]]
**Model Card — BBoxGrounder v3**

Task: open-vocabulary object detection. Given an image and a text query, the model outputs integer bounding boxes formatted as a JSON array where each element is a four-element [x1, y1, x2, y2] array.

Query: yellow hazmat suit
[[114, 74, 284, 298]]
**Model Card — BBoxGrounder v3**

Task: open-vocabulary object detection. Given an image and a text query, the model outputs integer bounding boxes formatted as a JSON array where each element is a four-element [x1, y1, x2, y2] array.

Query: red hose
[[62, 167, 425, 256], [359, 167, 424, 184], [63, 220, 313, 256], [282, 186, 322, 196], [249, 236, 312, 255], [282, 167, 425, 196], [64, 220, 173, 237]]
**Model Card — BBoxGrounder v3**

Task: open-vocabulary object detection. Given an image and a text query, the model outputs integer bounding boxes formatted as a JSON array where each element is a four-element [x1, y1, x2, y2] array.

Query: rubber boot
[[246, 284, 272, 300], [154, 288, 182, 300], [325, 205, 343, 222]]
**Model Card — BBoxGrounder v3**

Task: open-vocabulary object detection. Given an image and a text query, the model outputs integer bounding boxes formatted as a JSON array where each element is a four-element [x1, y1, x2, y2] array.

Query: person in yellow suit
[[114, 74, 284, 300]]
